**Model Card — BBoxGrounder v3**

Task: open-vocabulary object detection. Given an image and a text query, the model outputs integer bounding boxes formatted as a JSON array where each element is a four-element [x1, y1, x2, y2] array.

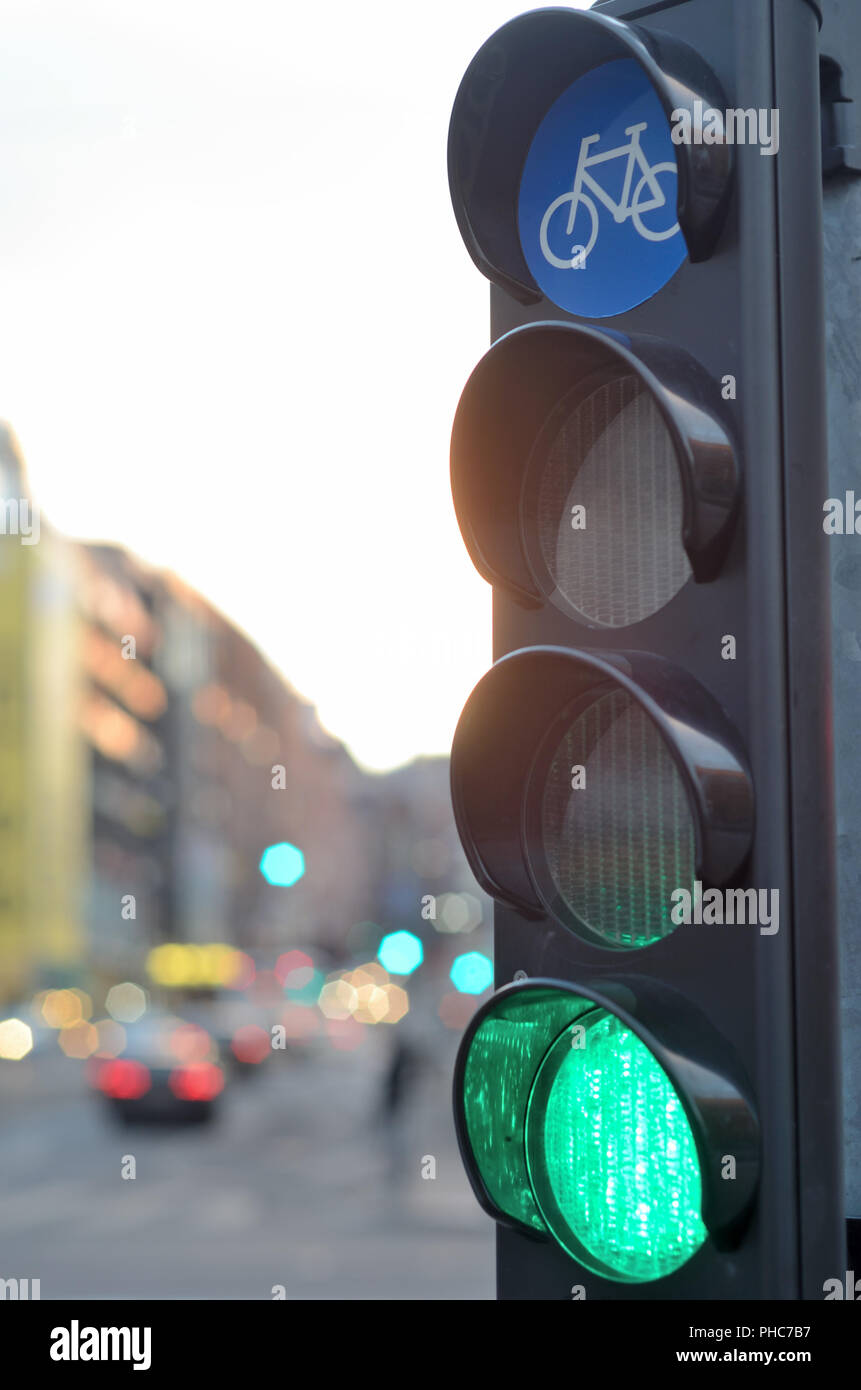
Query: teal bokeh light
[[285, 967, 324, 1007], [378, 931, 424, 976], [450, 951, 493, 995], [259, 842, 305, 887]]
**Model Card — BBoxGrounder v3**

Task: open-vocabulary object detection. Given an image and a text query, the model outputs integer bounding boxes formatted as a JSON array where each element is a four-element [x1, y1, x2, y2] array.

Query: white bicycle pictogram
[[539, 121, 679, 269]]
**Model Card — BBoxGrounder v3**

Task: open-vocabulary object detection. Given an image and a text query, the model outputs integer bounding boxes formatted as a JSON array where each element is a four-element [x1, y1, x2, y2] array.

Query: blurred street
[[0, 1037, 493, 1300], [0, 421, 497, 1301]]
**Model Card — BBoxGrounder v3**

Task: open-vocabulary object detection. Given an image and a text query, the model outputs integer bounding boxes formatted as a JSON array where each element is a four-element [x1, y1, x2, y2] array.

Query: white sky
[[0, 0, 593, 771]]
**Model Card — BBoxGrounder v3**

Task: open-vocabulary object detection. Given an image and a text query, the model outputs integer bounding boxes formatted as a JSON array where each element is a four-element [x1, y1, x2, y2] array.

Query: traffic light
[[447, 1, 844, 1300]]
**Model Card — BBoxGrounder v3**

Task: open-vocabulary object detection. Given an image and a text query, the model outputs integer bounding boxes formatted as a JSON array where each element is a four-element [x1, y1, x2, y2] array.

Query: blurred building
[[78, 544, 172, 992], [156, 575, 379, 958], [0, 426, 87, 1001], [0, 424, 482, 1017]]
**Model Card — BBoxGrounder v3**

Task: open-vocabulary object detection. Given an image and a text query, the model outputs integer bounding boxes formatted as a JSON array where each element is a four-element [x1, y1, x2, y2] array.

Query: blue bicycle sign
[[519, 59, 687, 318], [540, 121, 679, 267]]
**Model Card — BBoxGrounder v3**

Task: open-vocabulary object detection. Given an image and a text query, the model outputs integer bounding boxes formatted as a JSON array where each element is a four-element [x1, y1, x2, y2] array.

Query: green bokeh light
[[259, 841, 305, 887]]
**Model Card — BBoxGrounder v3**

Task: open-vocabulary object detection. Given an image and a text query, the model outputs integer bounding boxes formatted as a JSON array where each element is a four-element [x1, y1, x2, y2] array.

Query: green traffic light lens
[[525, 1008, 707, 1281], [460, 991, 580, 1234], [457, 986, 709, 1282]]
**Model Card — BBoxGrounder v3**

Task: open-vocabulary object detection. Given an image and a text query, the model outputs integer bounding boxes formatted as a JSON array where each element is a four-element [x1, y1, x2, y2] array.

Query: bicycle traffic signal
[[447, 1, 844, 1300]]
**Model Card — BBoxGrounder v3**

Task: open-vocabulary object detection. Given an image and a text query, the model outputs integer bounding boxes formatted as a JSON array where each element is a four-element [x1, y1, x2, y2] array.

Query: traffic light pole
[[820, 0, 861, 1266]]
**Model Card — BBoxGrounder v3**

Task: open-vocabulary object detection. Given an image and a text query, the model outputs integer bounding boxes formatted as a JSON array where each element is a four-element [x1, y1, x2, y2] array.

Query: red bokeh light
[[169, 1062, 224, 1102], [274, 950, 312, 986], [231, 1025, 270, 1064], [95, 1058, 152, 1100]]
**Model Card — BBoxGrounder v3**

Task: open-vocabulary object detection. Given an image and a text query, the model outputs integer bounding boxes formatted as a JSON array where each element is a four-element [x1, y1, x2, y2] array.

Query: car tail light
[[96, 1058, 152, 1100], [169, 1062, 224, 1101]]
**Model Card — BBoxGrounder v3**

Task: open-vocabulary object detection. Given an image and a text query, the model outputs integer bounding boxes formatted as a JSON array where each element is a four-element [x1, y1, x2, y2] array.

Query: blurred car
[[87, 1014, 225, 1124], [178, 989, 272, 1080]]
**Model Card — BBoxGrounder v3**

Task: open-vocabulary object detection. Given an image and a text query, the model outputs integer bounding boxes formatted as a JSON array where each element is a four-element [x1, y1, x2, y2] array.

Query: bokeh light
[[146, 942, 243, 988], [436, 892, 483, 934], [105, 982, 147, 1024], [381, 984, 409, 1024], [169, 1023, 214, 1064], [93, 1018, 127, 1057], [225, 951, 256, 989], [231, 1025, 270, 1064], [259, 841, 305, 887], [318, 978, 359, 1021], [168, 1062, 224, 1102], [285, 967, 325, 1007], [275, 950, 313, 985], [352, 983, 390, 1024], [318, 970, 408, 1026], [94, 1058, 151, 1100], [58, 1021, 99, 1058], [377, 930, 423, 976], [146, 943, 188, 987], [0, 1017, 34, 1060], [450, 952, 493, 995], [42, 989, 92, 1029]]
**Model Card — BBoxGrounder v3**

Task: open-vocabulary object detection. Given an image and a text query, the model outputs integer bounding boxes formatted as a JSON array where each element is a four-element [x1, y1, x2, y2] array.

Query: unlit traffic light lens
[[533, 689, 696, 948], [525, 1009, 707, 1281], [523, 374, 691, 626]]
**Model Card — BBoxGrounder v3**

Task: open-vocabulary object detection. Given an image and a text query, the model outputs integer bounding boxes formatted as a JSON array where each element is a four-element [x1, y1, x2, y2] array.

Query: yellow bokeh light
[[318, 979, 358, 1020], [381, 984, 409, 1024], [70, 989, 93, 1021], [201, 943, 241, 987], [0, 1017, 34, 1060], [352, 983, 390, 1024], [354, 961, 389, 987], [58, 1021, 99, 1059], [146, 942, 242, 987], [147, 943, 191, 986], [42, 989, 84, 1029]]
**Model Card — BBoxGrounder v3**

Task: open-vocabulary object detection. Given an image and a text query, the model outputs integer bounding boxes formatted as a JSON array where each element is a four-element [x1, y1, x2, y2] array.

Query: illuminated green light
[[461, 992, 578, 1233], [526, 1009, 706, 1281]]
